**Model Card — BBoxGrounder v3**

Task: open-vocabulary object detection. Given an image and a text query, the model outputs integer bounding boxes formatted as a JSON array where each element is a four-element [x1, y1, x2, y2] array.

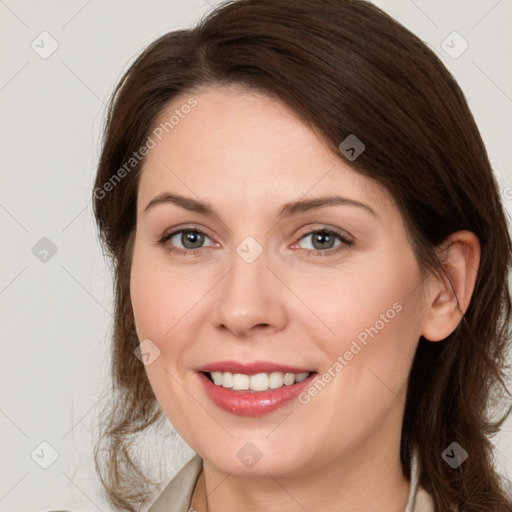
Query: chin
[[197, 440, 312, 479]]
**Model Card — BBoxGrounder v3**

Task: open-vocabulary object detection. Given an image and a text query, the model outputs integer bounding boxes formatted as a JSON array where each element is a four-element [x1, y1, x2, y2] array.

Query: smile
[[195, 361, 317, 416]]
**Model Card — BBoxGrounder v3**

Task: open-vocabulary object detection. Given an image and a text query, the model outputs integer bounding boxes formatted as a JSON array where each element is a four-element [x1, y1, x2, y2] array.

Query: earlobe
[[421, 230, 481, 342]]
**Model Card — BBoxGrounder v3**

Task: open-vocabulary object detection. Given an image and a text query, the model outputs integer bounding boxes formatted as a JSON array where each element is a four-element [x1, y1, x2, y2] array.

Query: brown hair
[[92, 1, 512, 510]]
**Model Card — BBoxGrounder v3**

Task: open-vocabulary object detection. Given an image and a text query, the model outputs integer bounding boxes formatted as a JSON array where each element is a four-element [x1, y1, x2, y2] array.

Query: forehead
[[137, 86, 393, 218]]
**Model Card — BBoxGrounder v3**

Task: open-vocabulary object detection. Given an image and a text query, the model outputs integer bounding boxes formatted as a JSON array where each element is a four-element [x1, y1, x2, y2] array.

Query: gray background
[[0, 0, 511, 510]]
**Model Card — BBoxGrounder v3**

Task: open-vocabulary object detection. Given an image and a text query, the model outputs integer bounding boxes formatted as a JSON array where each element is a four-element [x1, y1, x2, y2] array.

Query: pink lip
[[196, 363, 316, 417], [196, 360, 313, 375]]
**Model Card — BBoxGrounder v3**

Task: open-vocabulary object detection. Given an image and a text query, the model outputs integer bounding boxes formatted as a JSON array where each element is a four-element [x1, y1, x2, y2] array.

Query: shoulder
[[146, 454, 203, 512]]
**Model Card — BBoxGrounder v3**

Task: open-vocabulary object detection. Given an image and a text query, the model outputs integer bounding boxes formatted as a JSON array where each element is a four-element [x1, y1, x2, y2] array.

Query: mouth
[[195, 361, 317, 416]]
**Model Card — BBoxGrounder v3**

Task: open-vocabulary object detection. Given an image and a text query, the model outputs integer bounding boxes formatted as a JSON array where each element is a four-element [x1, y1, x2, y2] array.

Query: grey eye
[[300, 231, 342, 250]]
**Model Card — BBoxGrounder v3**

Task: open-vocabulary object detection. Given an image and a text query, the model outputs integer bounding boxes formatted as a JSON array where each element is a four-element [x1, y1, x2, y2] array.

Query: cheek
[[292, 252, 420, 352], [129, 260, 191, 404], [302, 253, 423, 413], [130, 263, 172, 344], [129, 249, 209, 428], [130, 245, 201, 347]]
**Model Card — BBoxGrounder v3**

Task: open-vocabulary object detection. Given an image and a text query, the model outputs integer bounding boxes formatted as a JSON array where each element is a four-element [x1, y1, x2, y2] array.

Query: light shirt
[[147, 449, 436, 512]]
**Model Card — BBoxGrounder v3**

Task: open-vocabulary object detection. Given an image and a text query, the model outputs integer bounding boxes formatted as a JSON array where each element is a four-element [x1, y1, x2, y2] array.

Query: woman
[[92, 1, 512, 511]]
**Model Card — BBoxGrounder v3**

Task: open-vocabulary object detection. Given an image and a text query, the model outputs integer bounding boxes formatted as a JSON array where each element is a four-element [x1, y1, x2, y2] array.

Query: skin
[[129, 85, 480, 512]]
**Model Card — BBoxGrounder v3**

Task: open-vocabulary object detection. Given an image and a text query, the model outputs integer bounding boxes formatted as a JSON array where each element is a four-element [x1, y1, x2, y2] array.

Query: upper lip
[[196, 360, 314, 375]]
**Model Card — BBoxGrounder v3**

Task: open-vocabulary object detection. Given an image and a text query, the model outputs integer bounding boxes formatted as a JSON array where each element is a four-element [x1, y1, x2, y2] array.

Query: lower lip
[[197, 372, 316, 417]]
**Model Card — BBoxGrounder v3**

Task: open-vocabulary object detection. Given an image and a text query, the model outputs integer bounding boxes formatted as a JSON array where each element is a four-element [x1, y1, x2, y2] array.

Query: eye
[[158, 228, 216, 255], [294, 228, 353, 255]]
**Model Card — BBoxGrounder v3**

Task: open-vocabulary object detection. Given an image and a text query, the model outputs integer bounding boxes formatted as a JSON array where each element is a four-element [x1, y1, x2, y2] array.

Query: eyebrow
[[143, 192, 378, 219]]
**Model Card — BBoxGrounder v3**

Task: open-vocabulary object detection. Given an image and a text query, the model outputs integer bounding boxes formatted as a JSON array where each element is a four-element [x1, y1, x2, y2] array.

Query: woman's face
[[130, 85, 428, 477]]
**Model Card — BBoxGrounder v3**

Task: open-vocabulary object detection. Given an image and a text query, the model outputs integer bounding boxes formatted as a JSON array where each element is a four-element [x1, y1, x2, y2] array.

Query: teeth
[[232, 373, 250, 390], [249, 373, 268, 391], [208, 371, 310, 391]]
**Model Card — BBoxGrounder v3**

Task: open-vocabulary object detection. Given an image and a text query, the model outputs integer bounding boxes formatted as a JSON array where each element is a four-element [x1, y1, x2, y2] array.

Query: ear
[[421, 230, 481, 342]]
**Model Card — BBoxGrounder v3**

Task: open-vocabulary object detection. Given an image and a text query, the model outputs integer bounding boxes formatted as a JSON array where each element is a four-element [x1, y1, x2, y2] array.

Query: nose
[[213, 246, 288, 339]]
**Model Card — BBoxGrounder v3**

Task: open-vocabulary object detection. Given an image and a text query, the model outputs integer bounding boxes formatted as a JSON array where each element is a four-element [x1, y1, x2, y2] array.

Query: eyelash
[[156, 225, 354, 257]]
